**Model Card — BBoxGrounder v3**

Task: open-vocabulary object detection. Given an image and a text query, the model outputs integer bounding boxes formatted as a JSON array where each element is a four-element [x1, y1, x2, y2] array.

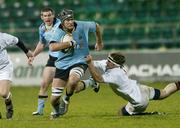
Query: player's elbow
[[49, 43, 56, 51]]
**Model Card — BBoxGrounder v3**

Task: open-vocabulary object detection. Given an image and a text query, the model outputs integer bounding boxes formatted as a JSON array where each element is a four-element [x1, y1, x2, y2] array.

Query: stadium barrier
[[9, 50, 180, 86]]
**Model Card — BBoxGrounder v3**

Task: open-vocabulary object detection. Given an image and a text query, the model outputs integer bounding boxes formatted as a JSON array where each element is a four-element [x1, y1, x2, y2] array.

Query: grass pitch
[[0, 82, 180, 128]]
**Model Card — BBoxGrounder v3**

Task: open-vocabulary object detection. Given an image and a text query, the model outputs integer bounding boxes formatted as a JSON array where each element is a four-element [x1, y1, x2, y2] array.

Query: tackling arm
[[86, 55, 104, 83], [27, 42, 44, 65], [16, 39, 29, 54], [16, 38, 33, 58]]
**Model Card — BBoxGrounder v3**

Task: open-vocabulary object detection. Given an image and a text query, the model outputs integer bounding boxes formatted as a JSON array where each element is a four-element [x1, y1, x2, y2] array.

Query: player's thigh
[[42, 67, 56, 83], [68, 65, 87, 84], [52, 78, 66, 88], [140, 84, 155, 100], [0, 63, 13, 96]]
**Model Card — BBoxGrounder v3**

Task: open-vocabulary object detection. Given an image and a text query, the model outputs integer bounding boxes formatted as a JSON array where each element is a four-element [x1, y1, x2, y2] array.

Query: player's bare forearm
[[26, 50, 33, 58], [33, 42, 44, 57], [86, 55, 103, 82], [88, 62, 104, 83], [49, 42, 71, 51]]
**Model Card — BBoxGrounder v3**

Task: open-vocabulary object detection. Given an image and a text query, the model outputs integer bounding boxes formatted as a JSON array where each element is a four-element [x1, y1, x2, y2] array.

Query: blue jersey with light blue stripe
[[49, 21, 96, 70], [39, 18, 61, 57]]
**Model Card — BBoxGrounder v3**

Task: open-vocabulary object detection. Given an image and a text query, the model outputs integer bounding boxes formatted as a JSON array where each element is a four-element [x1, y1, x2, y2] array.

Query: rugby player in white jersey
[[29, 7, 61, 116], [0, 32, 32, 119], [84, 52, 180, 115]]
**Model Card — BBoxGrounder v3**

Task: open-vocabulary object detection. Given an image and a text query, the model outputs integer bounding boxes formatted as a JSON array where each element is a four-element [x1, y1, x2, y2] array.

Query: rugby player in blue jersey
[[28, 7, 61, 116], [48, 9, 103, 118]]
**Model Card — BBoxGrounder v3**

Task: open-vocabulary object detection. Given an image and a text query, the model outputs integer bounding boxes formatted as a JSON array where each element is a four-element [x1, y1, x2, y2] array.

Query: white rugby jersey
[[0, 32, 19, 69], [93, 60, 143, 103]]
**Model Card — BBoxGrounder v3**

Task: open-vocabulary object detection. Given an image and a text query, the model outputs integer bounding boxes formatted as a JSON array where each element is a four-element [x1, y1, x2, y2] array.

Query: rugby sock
[[53, 102, 60, 114], [4, 98, 13, 119], [37, 95, 48, 114], [82, 78, 95, 88], [64, 90, 73, 102], [79, 80, 86, 90]]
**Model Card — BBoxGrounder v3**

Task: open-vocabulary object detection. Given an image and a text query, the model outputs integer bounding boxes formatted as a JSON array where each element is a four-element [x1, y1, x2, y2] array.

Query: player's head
[[41, 7, 55, 16], [58, 9, 74, 22], [58, 9, 74, 32], [107, 52, 126, 68], [40, 7, 55, 26]]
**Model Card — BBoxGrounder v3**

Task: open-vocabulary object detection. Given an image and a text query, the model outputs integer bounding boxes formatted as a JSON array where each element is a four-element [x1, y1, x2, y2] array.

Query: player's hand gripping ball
[[61, 34, 76, 53]]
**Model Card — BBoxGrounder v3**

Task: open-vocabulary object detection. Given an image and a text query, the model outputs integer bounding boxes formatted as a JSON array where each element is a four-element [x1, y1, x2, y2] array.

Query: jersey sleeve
[[102, 71, 119, 84], [48, 29, 63, 44], [93, 60, 107, 73], [0, 33, 19, 50], [38, 26, 46, 45], [84, 21, 96, 33], [102, 73, 113, 83]]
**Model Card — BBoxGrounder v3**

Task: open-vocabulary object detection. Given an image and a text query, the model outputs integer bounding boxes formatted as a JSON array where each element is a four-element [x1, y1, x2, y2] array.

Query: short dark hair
[[108, 52, 126, 66], [58, 9, 74, 22], [40, 7, 55, 16]]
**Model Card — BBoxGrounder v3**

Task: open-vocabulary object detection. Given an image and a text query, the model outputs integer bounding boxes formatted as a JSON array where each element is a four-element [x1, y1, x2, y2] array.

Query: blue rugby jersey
[[39, 18, 61, 57], [49, 21, 96, 70]]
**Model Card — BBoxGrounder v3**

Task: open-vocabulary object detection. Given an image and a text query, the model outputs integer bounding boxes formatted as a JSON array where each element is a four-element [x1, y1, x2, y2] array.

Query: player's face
[[106, 60, 115, 69], [63, 18, 74, 31], [41, 11, 54, 26]]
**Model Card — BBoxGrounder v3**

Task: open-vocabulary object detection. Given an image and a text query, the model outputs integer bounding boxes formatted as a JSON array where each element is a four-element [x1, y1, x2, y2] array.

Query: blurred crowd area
[[0, 0, 180, 50]]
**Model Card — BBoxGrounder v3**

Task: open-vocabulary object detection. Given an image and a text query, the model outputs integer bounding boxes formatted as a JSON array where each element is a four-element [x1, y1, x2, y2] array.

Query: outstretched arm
[[28, 42, 45, 65], [16, 39, 33, 58], [32, 42, 45, 57], [86, 55, 104, 83]]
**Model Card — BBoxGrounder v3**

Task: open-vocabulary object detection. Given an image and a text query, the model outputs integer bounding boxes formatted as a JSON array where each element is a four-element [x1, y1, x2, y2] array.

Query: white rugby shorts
[[0, 62, 13, 81], [125, 84, 155, 115]]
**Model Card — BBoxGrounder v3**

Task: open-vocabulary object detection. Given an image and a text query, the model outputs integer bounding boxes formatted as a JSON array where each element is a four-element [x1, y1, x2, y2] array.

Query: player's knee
[[2, 92, 12, 100], [153, 89, 161, 100], [74, 81, 86, 93]]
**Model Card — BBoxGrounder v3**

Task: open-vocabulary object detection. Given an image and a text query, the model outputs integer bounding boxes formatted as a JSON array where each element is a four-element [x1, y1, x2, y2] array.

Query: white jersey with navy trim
[[93, 60, 143, 104], [0, 32, 18, 70]]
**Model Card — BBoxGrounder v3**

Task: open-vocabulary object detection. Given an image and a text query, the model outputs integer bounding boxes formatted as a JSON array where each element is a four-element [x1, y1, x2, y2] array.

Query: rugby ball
[[61, 34, 73, 53], [61, 34, 73, 42]]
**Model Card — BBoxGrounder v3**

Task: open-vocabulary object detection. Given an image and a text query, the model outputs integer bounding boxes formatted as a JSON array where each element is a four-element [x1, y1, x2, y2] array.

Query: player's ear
[[40, 15, 43, 20], [52, 13, 55, 18]]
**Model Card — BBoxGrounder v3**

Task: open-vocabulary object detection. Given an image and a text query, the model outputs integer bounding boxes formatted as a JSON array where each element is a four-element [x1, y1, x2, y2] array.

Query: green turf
[[0, 82, 180, 128]]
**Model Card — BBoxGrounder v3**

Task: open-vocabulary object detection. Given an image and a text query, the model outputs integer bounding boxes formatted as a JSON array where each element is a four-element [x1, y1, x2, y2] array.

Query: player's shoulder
[[94, 60, 107, 68], [76, 20, 95, 25], [53, 18, 61, 26], [39, 23, 46, 31], [55, 18, 61, 23], [96, 59, 107, 64]]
